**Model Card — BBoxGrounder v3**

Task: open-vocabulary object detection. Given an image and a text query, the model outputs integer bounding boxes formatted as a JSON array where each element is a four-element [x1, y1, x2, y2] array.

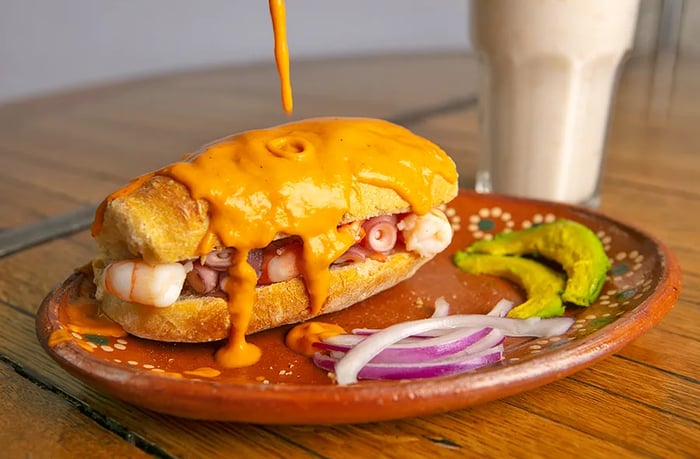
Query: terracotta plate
[[36, 190, 681, 424]]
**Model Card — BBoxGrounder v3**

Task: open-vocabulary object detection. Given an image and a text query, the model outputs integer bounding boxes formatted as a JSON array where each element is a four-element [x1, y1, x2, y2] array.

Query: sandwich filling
[[102, 209, 452, 306], [92, 118, 458, 368]]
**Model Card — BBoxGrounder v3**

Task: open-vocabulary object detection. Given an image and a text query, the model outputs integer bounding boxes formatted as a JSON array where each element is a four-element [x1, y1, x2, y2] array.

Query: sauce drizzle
[[285, 321, 346, 356], [269, 0, 293, 114], [94, 118, 457, 368]]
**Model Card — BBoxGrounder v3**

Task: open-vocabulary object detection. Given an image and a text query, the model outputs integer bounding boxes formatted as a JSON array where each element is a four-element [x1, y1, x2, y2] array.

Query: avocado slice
[[467, 219, 610, 306], [453, 252, 565, 318]]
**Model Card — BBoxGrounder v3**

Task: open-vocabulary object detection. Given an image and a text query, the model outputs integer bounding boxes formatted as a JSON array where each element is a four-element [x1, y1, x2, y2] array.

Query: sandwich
[[91, 117, 458, 367]]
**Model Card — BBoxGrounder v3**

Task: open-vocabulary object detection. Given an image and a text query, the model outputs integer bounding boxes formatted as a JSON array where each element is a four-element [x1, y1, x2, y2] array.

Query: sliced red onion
[[185, 262, 219, 294], [314, 346, 504, 381], [332, 245, 367, 265], [332, 314, 573, 385], [352, 298, 515, 337], [447, 328, 504, 355], [317, 327, 502, 363]]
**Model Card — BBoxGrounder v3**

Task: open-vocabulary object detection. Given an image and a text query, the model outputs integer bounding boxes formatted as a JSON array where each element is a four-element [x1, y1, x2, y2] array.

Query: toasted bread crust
[[94, 176, 210, 265], [100, 251, 430, 342], [94, 174, 457, 265]]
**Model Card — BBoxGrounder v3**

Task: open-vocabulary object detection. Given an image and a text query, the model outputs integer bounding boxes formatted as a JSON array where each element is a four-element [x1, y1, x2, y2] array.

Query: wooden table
[[1, 53, 698, 458]]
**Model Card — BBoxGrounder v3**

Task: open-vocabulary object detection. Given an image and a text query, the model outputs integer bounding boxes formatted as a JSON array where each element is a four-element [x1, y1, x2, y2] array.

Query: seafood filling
[[102, 209, 452, 307]]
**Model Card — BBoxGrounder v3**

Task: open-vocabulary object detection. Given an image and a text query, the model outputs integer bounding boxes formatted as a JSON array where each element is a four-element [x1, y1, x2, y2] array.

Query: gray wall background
[[2, 0, 695, 105], [0, 0, 469, 103]]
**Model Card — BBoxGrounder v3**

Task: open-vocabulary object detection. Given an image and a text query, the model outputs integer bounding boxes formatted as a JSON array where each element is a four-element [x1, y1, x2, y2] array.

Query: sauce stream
[[269, 0, 293, 114]]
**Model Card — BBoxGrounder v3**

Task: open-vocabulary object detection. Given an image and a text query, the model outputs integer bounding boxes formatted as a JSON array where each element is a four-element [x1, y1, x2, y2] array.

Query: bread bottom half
[[100, 251, 431, 342]]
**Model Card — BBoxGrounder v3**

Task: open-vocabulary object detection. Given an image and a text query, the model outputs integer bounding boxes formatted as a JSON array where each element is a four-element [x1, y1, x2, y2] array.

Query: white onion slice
[[488, 299, 516, 317], [352, 298, 515, 337], [332, 314, 573, 385], [315, 346, 504, 380], [431, 296, 451, 318], [317, 327, 499, 363]]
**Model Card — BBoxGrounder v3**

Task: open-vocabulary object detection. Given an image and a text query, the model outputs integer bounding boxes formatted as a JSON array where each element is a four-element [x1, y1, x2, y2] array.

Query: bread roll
[[100, 251, 428, 342], [90, 117, 459, 348], [93, 173, 456, 266]]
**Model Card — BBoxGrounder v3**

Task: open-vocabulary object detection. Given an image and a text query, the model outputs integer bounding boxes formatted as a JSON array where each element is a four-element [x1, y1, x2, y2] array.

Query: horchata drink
[[470, 0, 640, 206]]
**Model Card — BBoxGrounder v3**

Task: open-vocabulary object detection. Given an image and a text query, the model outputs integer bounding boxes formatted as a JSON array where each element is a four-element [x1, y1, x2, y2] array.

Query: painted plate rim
[[36, 190, 682, 424]]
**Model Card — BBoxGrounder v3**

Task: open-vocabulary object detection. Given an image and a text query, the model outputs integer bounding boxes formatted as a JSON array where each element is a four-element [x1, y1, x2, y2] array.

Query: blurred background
[[1, 0, 697, 104], [0, 0, 468, 103]]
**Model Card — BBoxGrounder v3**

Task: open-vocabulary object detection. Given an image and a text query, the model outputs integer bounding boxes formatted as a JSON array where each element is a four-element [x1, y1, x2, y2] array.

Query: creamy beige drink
[[471, 0, 640, 206]]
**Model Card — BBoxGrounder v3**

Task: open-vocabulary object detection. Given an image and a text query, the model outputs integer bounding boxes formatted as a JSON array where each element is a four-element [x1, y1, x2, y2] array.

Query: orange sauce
[[285, 322, 347, 356], [64, 298, 127, 338], [269, 0, 293, 114], [93, 117, 458, 368], [49, 283, 126, 351], [48, 329, 77, 347], [48, 329, 104, 353], [183, 367, 222, 378], [157, 371, 183, 379]]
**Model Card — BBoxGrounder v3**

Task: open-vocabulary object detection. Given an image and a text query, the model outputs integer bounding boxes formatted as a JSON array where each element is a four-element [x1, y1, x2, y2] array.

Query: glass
[[470, 0, 641, 207]]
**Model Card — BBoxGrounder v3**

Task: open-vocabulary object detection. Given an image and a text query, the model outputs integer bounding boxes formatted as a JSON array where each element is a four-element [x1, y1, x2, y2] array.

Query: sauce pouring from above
[[269, 0, 293, 114]]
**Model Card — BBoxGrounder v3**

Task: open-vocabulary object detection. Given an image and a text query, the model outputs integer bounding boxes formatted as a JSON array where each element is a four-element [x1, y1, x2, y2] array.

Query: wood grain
[[0, 54, 476, 228], [0, 304, 661, 458], [0, 52, 698, 457], [0, 359, 151, 458]]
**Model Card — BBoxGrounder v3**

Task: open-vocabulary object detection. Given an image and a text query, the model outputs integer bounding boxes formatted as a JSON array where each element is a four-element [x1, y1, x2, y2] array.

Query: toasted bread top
[[93, 118, 458, 265]]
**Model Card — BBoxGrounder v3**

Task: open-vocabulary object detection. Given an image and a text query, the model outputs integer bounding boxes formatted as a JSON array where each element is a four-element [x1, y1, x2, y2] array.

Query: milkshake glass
[[470, 0, 640, 206]]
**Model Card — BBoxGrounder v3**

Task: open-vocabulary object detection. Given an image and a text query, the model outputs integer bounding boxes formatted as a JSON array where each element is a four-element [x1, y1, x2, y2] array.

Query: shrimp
[[103, 260, 188, 307], [264, 241, 303, 283], [397, 208, 453, 257]]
